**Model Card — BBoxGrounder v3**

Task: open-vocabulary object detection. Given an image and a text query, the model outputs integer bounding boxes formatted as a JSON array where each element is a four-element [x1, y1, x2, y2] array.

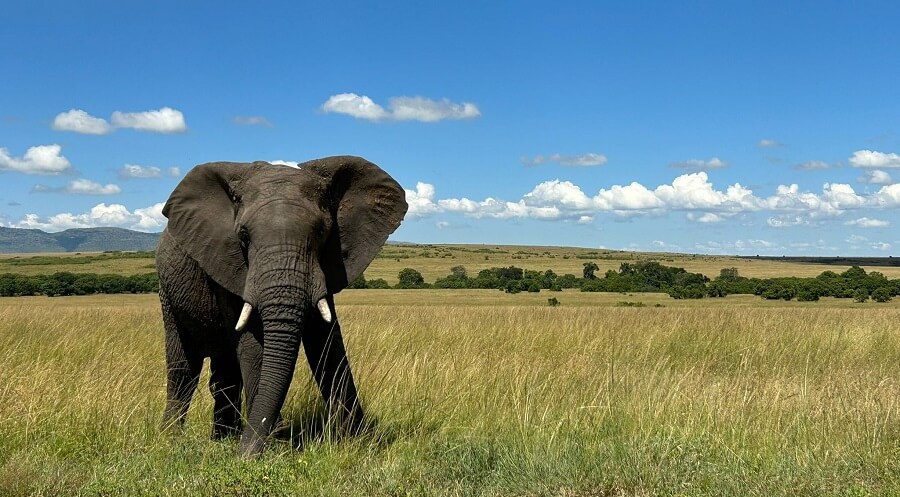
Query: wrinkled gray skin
[[156, 156, 407, 457]]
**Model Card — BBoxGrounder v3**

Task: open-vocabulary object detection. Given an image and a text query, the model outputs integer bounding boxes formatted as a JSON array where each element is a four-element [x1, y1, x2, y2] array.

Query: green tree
[[582, 262, 599, 280], [853, 288, 869, 303], [450, 265, 467, 278], [719, 267, 740, 280], [396, 268, 426, 289], [348, 274, 367, 289], [367, 278, 390, 289], [871, 287, 892, 303]]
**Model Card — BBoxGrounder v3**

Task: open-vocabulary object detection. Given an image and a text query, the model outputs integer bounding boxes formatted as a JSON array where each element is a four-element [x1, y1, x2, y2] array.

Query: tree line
[[2, 261, 898, 303], [0, 272, 159, 297], [351, 261, 900, 302]]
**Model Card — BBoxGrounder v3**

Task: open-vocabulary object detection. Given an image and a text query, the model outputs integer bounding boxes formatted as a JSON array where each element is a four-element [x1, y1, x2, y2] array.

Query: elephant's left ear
[[305, 156, 408, 293]]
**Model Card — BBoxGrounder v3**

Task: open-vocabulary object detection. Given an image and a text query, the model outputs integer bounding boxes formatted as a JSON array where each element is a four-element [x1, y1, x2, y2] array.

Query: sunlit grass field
[[1, 247, 899, 495]]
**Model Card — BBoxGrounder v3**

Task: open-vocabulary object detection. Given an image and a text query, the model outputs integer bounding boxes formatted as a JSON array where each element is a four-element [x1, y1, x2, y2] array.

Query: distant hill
[[0, 227, 161, 253], [737, 255, 900, 267]]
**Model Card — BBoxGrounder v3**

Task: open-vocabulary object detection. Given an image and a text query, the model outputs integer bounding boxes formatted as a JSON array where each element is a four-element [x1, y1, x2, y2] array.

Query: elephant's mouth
[[234, 297, 332, 332]]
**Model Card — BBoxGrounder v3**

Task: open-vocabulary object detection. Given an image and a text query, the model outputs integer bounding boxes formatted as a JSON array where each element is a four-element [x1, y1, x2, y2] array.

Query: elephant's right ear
[[162, 161, 258, 296]]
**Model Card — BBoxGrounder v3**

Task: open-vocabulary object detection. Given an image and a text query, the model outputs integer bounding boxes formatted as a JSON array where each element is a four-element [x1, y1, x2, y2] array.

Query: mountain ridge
[[0, 227, 161, 253]]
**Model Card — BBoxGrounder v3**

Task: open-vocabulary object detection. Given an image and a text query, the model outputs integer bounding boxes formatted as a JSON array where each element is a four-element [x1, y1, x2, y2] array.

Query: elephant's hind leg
[[210, 351, 243, 439]]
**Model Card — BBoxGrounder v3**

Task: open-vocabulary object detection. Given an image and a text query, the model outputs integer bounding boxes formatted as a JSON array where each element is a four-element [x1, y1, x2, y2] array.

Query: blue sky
[[2, 1, 899, 255]]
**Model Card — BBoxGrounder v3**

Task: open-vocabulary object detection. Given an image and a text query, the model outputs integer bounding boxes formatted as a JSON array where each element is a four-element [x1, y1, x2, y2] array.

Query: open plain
[[1, 247, 898, 496]]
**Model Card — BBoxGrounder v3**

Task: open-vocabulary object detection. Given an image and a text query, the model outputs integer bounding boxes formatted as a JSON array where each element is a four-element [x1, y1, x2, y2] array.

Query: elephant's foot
[[211, 407, 243, 440], [238, 431, 266, 458], [330, 401, 365, 436], [211, 422, 242, 440], [160, 410, 188, 435]]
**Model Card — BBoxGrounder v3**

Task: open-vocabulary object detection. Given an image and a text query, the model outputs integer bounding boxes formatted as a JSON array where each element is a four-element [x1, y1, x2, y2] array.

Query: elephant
[[155, 155, 407, 457]]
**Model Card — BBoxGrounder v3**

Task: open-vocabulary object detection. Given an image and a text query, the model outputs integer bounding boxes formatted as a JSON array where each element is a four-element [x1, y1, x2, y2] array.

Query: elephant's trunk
[[238, 246, 320, 457]]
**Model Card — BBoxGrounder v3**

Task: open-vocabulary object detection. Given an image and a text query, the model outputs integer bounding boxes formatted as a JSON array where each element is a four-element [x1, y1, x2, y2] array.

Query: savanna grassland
[[1, 246, 899, 496]]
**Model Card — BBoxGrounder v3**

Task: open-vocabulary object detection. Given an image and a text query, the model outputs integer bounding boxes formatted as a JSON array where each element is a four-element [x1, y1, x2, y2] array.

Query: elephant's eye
[[238, 226, 250, 248]]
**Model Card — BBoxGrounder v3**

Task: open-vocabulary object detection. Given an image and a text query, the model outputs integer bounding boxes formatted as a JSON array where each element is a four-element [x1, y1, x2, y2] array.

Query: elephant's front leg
[[209, 351, 243, 439], [160, 304, 203, 430], [302, 298, 364, 432]]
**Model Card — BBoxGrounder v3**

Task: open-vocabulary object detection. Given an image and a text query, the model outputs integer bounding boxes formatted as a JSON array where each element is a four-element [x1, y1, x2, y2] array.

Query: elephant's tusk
[[317, 298, 332, 323], [235, 302, 253, 331]]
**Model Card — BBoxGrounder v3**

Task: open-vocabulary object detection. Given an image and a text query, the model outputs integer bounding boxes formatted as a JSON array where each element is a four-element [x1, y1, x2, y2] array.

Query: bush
[[366, 278, 390, 289], [871, 287, 892, 303], [668, 284, 706, 299], [853, 288, 869, 303], [547, 297, 560, 307], [348, 275, 367, 289], [396, 268, 426, 289]]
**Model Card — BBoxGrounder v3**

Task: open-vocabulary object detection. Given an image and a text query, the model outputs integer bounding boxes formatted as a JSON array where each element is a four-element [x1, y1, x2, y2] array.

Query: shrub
[[853, 288, 869, 303], [871, 287, 892, 303], [366, 278, 390, 289], [396, 268, 426, 289], [547, 297, 560, 307], [348, 275, 367, 289]]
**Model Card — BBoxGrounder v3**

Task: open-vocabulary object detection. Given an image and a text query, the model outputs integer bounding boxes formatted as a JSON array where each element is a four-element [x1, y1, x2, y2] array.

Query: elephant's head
[[162, 156, 407, 454]]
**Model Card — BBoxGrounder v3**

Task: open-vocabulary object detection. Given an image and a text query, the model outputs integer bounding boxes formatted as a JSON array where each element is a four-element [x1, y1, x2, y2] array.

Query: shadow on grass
[[273, 400, 442, 453]]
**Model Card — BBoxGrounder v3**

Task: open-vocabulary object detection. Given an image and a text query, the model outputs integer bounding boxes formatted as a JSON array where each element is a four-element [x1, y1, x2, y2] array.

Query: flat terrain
[[0, 247, 898, 495], [3, 244, 900, 281]]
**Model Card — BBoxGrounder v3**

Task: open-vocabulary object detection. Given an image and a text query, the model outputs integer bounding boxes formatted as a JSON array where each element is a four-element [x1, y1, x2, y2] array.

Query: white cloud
[[523, 180, 594, 210], [438, 196, 558, 220], [52, 107, 187, 134], [321, 93, 387, 121], [873, 184, 900, 207], [119, 164, 162, 179], [401, 173, 900, 226], [321, 93, 480, 122], [858, 169, 893, 185], [67, 179, 120, 195], [596, 182, 664, 211], [232, 115, 273, 127], [846, 234, 868, 244], [168, 166, 181, 177], [436, 221, 449, 229], [872, 242, 892, 251], [270, 160, 301, 169], [849, 150, 900, 168], [763, 182, 866, 217], [389, 96, 481, 122], [6, 202, 165, 232], [522, 153, 608, 167], [669, 157, 728, 171], [794, 160, 834, 171], [844, 217, 889, 228], [110, 107, 187, 133], [757, 139, 783, 148], [405, 182, 440, 217], [693, 238, 778, 254], [133, 202, 167, 230], [33, 179, 121, 195], [0, 144, 72, 175], [686, 212, 724, 223], [655, 172, 757, 212], [52, 109, 112, 135]]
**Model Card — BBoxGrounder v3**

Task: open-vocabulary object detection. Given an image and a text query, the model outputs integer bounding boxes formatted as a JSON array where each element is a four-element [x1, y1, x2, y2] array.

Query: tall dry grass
[[0, 296, 898, 495]]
